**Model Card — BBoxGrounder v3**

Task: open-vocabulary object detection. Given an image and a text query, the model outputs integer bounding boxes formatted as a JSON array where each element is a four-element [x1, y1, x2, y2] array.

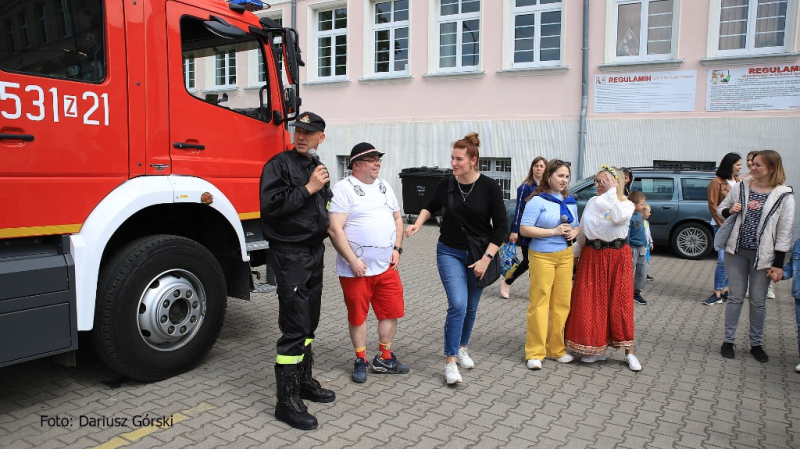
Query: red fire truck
[[0, 0, 302, 380]]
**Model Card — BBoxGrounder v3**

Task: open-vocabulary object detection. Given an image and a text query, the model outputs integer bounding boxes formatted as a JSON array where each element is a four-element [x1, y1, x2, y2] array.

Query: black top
[[423, 174, 508, 250], [260, 149, 332, 246]]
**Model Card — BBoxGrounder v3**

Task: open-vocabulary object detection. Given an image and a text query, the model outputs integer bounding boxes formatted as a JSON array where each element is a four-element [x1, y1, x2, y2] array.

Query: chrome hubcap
[[137, 269, 206, 351]]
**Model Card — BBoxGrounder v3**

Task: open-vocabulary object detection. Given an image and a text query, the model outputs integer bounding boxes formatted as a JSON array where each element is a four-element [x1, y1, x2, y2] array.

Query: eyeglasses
[[359, 157, 382, 164], [556, 160, 571, 167]]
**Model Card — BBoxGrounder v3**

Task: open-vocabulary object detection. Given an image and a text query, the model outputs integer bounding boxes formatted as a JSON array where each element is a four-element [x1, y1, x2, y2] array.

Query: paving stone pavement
[[2, 224, 800, 448]]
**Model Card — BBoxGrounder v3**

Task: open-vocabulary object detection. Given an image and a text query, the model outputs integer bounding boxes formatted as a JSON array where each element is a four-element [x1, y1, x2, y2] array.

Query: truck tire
[[671, 222, 712, 260], [92, 235, 227, 381]]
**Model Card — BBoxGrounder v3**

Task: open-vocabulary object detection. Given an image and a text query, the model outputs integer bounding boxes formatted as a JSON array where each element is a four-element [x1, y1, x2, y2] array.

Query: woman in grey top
[[716, 150, 794, 363]]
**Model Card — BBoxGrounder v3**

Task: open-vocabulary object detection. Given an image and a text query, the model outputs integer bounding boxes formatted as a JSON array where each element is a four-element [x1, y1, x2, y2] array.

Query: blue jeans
[[795, 297, 800, 356], [437, 242, 483, 357], [712, 225, 729, 291]]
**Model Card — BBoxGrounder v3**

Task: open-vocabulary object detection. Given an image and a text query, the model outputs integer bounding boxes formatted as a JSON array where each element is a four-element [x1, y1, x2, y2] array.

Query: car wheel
[[92, 235, 227, 381], [671, 223, 712, 260]]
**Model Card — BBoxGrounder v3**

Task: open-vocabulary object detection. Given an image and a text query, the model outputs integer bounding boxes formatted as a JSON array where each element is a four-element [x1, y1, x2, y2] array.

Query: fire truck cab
[[0, 0, 302, 380]]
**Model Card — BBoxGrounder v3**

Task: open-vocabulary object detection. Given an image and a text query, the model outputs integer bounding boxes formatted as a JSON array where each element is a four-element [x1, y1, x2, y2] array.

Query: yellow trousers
[[526, 247, 573, 360]]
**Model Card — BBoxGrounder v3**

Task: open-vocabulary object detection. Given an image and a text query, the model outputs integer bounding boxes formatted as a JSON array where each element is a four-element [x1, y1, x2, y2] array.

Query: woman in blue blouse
[[519, 159, 580, 370], [501, 156, 547, 299]]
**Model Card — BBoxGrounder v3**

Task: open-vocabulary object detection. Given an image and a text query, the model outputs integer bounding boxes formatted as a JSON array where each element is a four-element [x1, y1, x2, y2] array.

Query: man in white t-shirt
[[328, 142, 408, 384]]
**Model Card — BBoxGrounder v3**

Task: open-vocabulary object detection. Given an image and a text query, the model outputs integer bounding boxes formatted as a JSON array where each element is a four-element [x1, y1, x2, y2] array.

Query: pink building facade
[[252, 0, 799, 223]]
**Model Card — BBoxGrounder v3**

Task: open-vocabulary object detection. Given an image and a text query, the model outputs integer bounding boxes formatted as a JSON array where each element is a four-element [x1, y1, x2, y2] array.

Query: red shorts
[[339, 269, 404, 326]]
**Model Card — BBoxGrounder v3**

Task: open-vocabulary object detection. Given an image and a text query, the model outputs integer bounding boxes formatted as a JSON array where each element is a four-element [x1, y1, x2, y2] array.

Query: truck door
[[166, 2, 284, 216], [0, 0, 128, 236]]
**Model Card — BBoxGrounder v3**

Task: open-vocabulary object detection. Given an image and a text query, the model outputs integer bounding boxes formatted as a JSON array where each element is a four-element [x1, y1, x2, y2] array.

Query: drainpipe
[[577, 0, 589, 179], [291, 0, 297, 29]]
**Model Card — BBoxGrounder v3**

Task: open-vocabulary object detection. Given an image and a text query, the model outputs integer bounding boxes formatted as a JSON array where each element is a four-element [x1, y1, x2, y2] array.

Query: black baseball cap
[[293, 112, 326, 132], [348, 142, 385, 169]]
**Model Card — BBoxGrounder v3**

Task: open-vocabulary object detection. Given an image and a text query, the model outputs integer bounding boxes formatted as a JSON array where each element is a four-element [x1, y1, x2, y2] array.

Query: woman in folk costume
[[565, 165, 642, 371]]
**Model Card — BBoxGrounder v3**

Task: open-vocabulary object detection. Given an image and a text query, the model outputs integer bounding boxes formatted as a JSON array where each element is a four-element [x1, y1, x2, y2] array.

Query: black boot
[[298, 345, 336, 403], [274, 364, 318, 430]]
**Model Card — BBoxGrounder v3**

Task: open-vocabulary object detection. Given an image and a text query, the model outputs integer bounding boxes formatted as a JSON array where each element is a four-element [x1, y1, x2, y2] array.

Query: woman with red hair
[[405, 132, 507, 385]]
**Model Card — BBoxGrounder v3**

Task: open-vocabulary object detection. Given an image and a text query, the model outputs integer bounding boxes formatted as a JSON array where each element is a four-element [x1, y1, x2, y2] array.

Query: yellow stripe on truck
[[0, 224, 82, 238], [238, 211, 260, 220]]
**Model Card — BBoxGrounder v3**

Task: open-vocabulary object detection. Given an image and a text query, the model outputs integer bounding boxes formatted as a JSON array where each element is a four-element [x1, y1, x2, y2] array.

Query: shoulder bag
[[714, 181, 745, 251], [448, 176, 502, 289]]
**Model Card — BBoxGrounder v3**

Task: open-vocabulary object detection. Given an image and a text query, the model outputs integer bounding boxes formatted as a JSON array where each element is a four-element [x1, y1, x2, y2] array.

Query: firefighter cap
[[293, 111, 326, 133]]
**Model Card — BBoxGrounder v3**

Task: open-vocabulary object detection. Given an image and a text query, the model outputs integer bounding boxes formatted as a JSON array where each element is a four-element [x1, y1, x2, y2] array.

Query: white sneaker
[[456, 347, 475, 369], [549, 353, 574, 364], [581, 354, 607, 363], [445, 362, 462, 384], [526, 359, 542, 370], [767, 284, 776, 299], [795, 363, 800, 373], [626, 354, 642, 371]]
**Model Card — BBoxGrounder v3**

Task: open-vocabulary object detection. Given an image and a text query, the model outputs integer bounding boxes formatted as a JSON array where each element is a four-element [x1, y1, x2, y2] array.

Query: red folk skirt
[[565, 244, 635, 355]]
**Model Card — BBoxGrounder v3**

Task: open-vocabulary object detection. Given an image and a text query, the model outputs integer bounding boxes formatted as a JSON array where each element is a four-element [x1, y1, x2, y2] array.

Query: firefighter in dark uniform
[[260, 112, 335, 430]]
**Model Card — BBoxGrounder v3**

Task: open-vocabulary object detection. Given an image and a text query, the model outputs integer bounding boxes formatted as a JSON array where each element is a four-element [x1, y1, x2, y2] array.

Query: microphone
[[308, 148, 332, 198], [561, 215, 573, 246], [308, 148, 321, 166]]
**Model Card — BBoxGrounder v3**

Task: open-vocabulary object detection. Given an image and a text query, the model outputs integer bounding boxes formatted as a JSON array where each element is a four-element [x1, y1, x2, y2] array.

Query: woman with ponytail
[[405, 132, 507, 385]]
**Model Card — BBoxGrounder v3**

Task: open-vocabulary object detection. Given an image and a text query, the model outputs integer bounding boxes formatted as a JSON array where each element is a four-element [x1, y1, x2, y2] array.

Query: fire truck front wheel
[[92, 235, 227, 381]]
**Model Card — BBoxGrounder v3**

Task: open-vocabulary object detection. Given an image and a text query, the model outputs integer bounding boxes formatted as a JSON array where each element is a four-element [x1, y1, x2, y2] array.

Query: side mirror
[[280, 29, 302, 123], [284, 86, 299, 119], [282, 29, 302, 84], [259, 17, 281, 31], [204, 15, 246, 39]]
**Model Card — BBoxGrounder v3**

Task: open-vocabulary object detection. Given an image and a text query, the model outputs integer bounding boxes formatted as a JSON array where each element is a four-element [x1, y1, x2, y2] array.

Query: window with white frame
[[512, 0, 563, 66], [245, 43, 266, 88], [257, 52, 266, 83], [215, 49, 236, 88], [438, 0, 481, 70], [614, 0, 675, 59], [337, 155, 352, 180], [184, 56, 195, 90], [373, 0, 410, 74], [717, 0, 788, 54], [317, 7, 348, 78], [480, 157, 512, 200]]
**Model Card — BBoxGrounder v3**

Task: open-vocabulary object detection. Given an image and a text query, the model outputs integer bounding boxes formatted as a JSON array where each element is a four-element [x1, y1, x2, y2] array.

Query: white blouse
[[574, 190, 635, 257]]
